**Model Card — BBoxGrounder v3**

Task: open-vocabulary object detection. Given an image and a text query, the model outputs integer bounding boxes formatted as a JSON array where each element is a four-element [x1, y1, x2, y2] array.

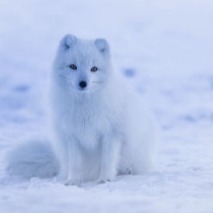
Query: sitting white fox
[[7, 34, 158, 185]]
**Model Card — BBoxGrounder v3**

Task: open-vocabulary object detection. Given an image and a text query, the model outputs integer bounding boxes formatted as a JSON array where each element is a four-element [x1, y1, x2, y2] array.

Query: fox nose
[[79, 81, 87, 89]]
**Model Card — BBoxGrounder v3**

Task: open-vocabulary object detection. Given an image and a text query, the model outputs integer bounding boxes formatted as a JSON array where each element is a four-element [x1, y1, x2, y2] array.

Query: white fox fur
[[7, 34, 158, 184], [7, 140, 59, 179]]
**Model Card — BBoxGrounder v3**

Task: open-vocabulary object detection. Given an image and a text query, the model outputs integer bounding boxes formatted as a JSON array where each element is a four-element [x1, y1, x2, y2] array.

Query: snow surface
[[1, 0, 213, 212]]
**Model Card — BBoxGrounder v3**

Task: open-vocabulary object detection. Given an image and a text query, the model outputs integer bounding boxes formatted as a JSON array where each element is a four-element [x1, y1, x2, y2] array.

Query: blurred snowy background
[[0, 0, 213, 212]]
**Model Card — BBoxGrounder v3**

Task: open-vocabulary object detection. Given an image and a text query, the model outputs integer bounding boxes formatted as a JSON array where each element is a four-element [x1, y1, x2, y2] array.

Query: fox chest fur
[[53, 92, 121, 150]]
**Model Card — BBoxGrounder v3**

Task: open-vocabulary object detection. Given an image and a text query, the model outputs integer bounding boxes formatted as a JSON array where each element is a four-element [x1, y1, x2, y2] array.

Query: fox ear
[[95, 38, 110, 56], [61, 34, 77, 50]]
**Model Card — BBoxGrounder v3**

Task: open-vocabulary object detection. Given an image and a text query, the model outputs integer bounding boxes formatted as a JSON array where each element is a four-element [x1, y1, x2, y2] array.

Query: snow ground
[[0, 0, 213, 212]]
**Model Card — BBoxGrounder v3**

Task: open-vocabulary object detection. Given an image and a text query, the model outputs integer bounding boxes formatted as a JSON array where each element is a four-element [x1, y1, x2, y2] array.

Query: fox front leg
[[64, 141, 83, 185], [98, 135, 121, 183]]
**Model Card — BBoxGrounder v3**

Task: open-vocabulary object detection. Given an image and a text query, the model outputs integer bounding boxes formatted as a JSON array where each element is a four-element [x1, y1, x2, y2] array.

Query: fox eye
[[91, 66, 98, 72], [69, 64, 77, 70]]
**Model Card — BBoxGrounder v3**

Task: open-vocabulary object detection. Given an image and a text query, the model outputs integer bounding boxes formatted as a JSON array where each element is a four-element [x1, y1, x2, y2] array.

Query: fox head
[[53, 34, 112, 95]]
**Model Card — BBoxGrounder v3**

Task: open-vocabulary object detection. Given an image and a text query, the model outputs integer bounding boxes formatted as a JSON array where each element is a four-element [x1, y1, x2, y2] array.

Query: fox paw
[[97, 179, 111, 184], [97, 175, 115, 184], [64, 178, 81, 186]]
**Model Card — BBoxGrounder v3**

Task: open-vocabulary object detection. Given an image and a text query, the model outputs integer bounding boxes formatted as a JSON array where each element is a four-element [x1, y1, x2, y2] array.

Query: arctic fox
[[49, 34, 157, 184], [7, 34, 158, 184]]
